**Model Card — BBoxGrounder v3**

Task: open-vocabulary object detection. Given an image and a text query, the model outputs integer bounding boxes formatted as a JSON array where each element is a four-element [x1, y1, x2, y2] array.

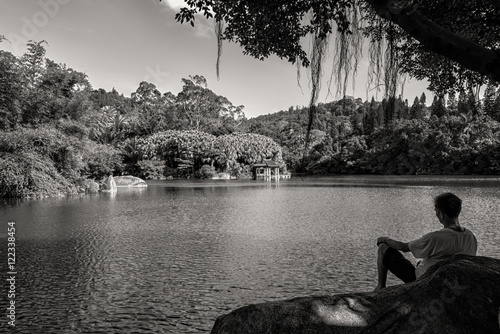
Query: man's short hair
[[434, 192, 462, 219]]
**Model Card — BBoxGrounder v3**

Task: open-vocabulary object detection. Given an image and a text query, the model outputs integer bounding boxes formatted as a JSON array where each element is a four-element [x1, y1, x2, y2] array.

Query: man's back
[[409, 228, 477, 277]]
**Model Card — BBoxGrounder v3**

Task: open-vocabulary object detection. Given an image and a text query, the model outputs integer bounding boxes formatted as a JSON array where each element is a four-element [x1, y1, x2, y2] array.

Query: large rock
[[113, 176, 147, 187], [210, 255, 500, 334], [78, 179, 99, 193], [212, 173, 231, 180], [100, 175, 117, 192]]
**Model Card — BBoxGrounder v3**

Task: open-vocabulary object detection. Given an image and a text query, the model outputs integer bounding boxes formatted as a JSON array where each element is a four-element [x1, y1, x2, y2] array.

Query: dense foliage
[[246, 92, 500, 174], [1, 40, 499, 198], [131, 131, 284, 178], [0, 41, 279, 197], [0, 125, 122, 197]]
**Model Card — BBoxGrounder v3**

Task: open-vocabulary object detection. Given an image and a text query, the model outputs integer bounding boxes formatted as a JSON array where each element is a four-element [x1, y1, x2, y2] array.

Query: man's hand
[[377, 237, 410, 252], [377, 237, 389, 246]]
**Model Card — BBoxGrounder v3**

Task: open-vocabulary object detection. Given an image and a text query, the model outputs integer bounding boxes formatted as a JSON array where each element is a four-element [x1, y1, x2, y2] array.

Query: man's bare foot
[[373, 285, 385, 291]]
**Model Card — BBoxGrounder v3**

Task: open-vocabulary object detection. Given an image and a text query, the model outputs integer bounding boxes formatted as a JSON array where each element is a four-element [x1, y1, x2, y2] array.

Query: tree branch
[[364, 0, 500, 82]]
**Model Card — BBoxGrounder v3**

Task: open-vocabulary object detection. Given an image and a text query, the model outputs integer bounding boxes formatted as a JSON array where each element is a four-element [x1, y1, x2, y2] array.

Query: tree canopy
[[173, 0, 500, 96], [172, 0, 500, 150]]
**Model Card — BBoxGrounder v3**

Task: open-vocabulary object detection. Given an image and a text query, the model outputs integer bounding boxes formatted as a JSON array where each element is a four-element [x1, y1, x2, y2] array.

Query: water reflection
[[1, 176, 499, 333]]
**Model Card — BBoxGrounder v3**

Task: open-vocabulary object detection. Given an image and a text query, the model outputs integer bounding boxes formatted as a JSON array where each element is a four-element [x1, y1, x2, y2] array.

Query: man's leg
[[375, 243, 390, 290], [375, 244, 416, 290]]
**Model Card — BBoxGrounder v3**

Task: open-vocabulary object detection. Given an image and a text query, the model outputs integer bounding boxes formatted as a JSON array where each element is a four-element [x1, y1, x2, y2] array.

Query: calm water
[[1, 175, 499, 333]]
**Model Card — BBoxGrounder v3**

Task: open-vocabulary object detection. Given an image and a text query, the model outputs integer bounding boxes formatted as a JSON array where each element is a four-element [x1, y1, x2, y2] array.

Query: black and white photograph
[[1, 0, 500, 333]]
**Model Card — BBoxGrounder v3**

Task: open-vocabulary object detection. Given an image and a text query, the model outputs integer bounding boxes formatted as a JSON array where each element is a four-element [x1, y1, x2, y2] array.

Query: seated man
[[375, 192, 477, 290]]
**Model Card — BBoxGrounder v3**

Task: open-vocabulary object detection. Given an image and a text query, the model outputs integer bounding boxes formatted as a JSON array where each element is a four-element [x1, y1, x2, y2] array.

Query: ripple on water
[[2, 178, 499, 333]]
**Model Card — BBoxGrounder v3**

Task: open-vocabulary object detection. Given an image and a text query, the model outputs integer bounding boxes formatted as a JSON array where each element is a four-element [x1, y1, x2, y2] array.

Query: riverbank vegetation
[[249, 94, 500, 174], [1, 41, 499, 198]]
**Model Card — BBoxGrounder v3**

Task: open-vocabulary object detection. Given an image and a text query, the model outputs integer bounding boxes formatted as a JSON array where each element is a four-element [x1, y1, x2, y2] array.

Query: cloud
[[193, 18, 214, 39], [158, 0, 214, 39], [162, 0, 186, 10]]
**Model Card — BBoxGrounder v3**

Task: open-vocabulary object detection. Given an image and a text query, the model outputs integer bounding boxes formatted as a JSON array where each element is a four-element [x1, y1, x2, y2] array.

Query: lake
[[1, 175, 499, 333]]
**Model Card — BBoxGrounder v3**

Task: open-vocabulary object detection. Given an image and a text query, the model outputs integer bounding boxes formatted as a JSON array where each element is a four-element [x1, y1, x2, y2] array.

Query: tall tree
[[409, 96, 420, 120], [176, 75, 245, 133], [40, 59, 92, 120], [377, 103, 385, 127], [457, 90, 470, 116], [483, 83, 499, 121], [18, 40, 49, 125], [466, 88, 481, 115], [0, 51, 22, 129], [400, 98, 410, 120], [2, 41, 92, 126], [430, 95, 447, 118], [131, 81, 171, 135], [447, 92, 458, 116], [369, 96, 380, 128], [351, 105, 365, 134], [177, 75, 213, 131], [419, 92, 427, 106], [89, 106, 129, 145], [20, 40, 47, 89]]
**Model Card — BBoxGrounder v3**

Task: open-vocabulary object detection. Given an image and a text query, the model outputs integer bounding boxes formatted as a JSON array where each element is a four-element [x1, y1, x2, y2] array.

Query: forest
[[1, 41, 500, 198]]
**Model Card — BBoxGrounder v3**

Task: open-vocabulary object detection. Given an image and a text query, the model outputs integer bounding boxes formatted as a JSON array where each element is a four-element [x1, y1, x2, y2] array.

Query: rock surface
[[210, 255, 500, 334], [212, 173, 231, 180], [113, 176, 147, 187], [100, 175, 117, 192], [79, 179, 99, 193]]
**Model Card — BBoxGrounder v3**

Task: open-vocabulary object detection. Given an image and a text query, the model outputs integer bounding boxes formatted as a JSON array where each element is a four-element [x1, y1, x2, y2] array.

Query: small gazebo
[[252, 159, 281, 180]]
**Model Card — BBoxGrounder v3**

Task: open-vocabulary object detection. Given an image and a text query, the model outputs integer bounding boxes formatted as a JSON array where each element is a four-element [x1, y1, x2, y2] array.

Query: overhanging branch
[[364, 0, 500, 82]]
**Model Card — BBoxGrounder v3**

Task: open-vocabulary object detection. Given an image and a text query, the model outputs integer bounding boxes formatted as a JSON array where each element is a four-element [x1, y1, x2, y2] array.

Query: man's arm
[[377, 237, 410, 252]]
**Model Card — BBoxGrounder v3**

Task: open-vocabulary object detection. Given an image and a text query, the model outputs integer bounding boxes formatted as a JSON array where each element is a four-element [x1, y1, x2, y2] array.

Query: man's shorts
[[382, 247, 417, 283]]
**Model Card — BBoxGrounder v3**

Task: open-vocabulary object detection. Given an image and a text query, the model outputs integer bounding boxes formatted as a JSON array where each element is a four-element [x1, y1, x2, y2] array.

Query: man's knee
[[378, 243, 389, 255]]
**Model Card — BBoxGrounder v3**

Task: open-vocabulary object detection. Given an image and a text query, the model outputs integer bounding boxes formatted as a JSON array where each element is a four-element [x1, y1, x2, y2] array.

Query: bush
[[1, 126, 123, 180], [0, 126, 84, 180], [0, 126, 124, 197], [74, 178, 99, 193], [81, 141, 122, 179], [136, 159, 165, 179], [228, 163, 252, 178], [0, 153, 28, 197], [56, 119, 89, 139], [195, 164, 217, 179], [0, 152, 76, 198]]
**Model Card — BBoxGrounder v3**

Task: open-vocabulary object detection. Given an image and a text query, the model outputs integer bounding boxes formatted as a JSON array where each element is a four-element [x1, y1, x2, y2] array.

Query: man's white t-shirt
[[408, 228, 477, 278]]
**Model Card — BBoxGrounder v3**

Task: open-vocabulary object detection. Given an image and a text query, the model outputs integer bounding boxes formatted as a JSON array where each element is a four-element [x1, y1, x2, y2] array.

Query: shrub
[[81, 141, 123, 179], [0, 126, 84, 180], [74, 178, 99, 193], [136, 159, 165, 179], [0, 153, 28, 197], [0, 126, 124, 197], [0, 152, 76, 198], [195, 164, 217, 179], [56, 119, 89, 139]]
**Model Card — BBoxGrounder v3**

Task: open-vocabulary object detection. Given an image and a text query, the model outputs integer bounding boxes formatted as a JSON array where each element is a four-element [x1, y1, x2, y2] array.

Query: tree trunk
[[363, 0, 500, 82]]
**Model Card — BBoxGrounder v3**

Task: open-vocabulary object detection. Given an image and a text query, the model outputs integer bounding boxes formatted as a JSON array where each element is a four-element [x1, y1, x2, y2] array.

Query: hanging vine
[[214, 19, 224, 80], [173, 0, 500, 158]]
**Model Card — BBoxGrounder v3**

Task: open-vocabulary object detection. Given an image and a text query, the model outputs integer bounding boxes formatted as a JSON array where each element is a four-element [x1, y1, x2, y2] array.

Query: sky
[[0, 0, 433, 118]]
